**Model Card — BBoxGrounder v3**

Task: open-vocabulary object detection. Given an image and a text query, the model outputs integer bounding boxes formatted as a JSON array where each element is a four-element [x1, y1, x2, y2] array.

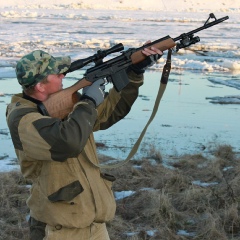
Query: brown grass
[[0, 144, 239, 240], [0, 171, 30, 240]]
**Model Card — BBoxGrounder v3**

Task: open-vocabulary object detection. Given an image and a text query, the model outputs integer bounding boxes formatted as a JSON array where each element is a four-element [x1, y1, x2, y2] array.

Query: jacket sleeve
[[93, 69, 144, 131]]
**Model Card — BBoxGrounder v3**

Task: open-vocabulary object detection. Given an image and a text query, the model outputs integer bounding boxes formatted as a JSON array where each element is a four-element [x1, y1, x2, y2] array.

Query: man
[[6, 45, 162, 240]]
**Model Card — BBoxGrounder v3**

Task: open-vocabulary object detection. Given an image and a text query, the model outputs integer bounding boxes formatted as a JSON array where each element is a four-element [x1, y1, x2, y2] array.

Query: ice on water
[[0, 0, 240, 171]]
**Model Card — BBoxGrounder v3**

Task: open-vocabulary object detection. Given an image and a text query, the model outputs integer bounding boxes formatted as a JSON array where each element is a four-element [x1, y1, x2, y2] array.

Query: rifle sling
[[92, 49, 172, 169]]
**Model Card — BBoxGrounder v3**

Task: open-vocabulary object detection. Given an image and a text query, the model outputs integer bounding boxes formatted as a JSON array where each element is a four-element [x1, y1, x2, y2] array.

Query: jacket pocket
[[48, 180, 84, 203]]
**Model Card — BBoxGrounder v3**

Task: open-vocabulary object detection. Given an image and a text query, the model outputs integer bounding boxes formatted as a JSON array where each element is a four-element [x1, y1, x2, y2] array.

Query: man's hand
[[81, 79, 105, 107], [129, 40, 163, 74]]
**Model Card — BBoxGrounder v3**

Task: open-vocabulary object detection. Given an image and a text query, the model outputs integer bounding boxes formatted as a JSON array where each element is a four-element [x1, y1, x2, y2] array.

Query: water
[[0, 8, 239, 171], [0, 9, 239, 68]]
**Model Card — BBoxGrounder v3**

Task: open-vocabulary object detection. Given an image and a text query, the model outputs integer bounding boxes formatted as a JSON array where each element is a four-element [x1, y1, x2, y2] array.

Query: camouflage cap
[[16, 50, 71, 88]]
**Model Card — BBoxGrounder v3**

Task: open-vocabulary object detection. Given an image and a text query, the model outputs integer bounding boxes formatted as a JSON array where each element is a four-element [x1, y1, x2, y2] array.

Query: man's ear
[[35, 82, 45, 93]]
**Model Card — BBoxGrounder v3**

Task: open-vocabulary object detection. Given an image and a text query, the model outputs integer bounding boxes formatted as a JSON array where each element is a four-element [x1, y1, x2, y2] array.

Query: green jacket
[[6, 70, 143, 228]]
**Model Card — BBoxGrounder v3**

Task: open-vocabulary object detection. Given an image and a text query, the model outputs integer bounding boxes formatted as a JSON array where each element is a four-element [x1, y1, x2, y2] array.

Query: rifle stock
[[42, 78, 91, 119]]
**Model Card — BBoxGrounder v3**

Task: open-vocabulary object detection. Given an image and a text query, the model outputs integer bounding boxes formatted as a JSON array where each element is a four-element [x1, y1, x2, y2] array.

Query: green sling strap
[[95, 49, 173, 169]]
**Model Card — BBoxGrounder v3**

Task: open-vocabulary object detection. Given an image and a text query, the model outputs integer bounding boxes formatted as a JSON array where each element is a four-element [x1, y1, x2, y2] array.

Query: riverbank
[[1, 144, 239, 239]]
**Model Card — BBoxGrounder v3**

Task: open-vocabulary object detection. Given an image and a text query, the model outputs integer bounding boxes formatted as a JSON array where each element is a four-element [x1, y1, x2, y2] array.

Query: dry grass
[[107, 144, 240, 239], [0, 171, 30, 240], [0, 144, 239, 240]]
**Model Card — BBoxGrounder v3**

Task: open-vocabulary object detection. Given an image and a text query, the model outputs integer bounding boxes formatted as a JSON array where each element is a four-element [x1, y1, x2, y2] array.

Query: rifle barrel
[[173, 16, 229, 42]]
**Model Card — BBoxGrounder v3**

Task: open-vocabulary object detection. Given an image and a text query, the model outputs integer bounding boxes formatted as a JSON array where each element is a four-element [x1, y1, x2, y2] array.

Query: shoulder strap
[[92, 49, 173, 169], [22, 92, 50, 116]]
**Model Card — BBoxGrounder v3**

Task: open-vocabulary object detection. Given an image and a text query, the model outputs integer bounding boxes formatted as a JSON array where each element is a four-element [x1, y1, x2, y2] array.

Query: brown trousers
[[44, 222, 110, 240], [29, 216, 46, 240], [29, 217, 110, 240]]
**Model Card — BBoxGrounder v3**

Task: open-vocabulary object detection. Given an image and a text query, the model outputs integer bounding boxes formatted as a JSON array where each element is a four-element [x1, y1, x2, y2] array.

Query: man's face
[[43, 74, 64, 95]]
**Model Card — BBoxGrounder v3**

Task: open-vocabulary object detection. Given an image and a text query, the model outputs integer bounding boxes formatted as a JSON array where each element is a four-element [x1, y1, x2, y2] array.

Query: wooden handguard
[[131, 37, 176, 64]]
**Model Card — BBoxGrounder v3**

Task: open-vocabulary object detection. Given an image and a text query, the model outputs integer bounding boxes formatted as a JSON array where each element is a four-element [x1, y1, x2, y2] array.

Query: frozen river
[[0, 7, 239, 171]]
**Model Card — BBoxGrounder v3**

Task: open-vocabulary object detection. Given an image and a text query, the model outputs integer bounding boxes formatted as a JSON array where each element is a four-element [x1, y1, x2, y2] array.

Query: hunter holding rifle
[[6, 43, 162, 240]]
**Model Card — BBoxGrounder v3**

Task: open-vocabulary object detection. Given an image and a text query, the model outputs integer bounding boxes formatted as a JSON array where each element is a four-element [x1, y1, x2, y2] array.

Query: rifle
[[40, 13, 229, 119]]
